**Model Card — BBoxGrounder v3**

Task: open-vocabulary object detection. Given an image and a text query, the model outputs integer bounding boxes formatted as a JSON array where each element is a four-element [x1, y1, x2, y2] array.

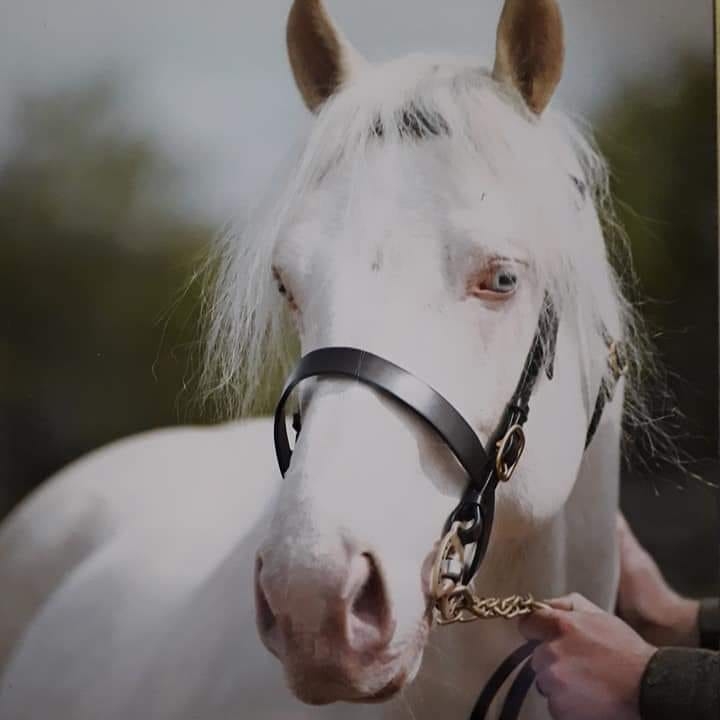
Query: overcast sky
[[0, 0, 713, 220]]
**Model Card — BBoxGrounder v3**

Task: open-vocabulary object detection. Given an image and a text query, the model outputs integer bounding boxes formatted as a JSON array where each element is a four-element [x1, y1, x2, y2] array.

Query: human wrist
[[635, 591, 700, 647], [666, 595, 701, 647]]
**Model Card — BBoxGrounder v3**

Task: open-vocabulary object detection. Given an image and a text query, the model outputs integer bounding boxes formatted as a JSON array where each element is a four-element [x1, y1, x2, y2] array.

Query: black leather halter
[[272, 293, 624, 720], [275, 294, 561, 581]]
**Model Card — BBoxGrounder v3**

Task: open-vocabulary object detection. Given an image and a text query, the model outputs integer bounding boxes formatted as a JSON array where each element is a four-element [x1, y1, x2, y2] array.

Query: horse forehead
[[300, 162, 516, 259], [295, 204, 441, 282]]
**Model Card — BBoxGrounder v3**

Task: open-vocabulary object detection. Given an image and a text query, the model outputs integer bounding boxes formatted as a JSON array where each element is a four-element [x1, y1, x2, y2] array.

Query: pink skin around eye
[[467, 263, 519, 302]]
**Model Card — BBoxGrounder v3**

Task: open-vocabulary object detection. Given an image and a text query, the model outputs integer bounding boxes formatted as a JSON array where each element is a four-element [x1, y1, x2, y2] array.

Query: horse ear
[[492, 0, 565, 115], [287, 0, 360, 113]]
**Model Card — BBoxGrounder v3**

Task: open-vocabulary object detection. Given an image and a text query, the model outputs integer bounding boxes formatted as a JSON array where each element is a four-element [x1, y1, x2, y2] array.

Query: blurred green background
[[0, 55, 717, 595]]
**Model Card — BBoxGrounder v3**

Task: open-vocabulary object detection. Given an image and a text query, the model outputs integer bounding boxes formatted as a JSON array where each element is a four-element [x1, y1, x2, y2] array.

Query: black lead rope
[[468, 641, 540, 720], [444, 295, 558, 583], [499, 654, 540, 720]]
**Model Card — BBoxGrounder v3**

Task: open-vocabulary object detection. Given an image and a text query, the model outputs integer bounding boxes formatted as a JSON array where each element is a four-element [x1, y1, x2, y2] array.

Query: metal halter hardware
[[272, 295, 626, 720]]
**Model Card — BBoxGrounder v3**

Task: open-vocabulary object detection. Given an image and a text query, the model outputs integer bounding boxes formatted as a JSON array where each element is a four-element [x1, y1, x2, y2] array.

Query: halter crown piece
[[273, 294, 626, 720]]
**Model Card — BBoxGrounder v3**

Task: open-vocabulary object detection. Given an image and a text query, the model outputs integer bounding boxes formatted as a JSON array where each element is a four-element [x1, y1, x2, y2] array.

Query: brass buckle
[[430, 522, 465, 606], [495, 425, 526, 483], [607, 340, 629, 381]]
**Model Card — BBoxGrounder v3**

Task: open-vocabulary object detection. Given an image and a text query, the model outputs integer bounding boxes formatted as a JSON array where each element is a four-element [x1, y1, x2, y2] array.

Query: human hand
[[519, 593, 656, 720], [617, 512, 700, 647]]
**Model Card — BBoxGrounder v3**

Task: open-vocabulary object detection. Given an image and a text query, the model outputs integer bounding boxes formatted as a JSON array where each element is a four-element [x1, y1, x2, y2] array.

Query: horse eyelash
[[271, 266, 300, 312], [271, 266, 287, 294], [570, 175, 587, 201]]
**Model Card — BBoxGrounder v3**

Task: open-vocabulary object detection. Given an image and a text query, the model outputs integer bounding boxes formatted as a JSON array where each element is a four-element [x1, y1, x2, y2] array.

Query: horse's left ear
[[493, 0, 565, 115]]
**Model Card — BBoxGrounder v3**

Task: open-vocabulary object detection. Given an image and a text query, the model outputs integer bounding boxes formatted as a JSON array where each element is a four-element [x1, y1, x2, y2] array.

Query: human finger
[[548, 593, 602, 614], [518, 607, 565, 642]]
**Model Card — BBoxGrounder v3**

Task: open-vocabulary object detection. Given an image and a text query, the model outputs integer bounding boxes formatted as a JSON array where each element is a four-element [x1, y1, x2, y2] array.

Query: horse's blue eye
[[489, 268, 518, 293]]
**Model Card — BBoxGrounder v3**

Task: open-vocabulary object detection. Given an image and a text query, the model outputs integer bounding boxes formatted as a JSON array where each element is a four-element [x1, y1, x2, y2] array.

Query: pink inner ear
[[287, 0, 346, 113], [494, 0, 565, 115]]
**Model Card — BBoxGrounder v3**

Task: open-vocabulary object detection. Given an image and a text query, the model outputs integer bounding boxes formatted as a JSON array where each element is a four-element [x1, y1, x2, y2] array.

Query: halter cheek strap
[[585, 334, 628, 448], [443, 294, 559, 581]]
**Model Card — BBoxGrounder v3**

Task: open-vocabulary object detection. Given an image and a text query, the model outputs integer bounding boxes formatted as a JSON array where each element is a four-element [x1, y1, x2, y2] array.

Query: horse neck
[[560, 395, 623, 609]]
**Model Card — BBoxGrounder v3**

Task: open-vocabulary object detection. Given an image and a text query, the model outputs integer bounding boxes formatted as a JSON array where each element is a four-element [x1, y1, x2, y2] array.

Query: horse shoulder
[[0, 524, 375, 720], [0, 417, 279, 675], [0, 526, 238, 718]]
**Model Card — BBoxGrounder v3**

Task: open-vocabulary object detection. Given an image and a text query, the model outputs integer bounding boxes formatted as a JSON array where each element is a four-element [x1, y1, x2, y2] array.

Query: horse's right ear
[[493, 0, 565, 115], [286, 0, 362, 113]]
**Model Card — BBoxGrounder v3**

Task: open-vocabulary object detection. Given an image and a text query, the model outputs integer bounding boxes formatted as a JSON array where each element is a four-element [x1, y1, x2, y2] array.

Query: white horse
[[0, 1, 636, 718]]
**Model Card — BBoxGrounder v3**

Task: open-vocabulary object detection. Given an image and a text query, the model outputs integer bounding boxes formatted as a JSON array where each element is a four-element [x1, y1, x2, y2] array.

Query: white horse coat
[[1, 1, 633, 718], [0, 410, 621, 719]]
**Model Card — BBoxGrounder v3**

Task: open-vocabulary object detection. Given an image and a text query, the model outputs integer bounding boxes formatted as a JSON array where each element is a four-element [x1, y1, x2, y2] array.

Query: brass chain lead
[[435, 589, 548, 626], [431, 521, 548, 626]]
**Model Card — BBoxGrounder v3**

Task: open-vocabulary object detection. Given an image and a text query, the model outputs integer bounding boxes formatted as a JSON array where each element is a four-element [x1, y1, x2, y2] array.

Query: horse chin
[[287, 621, 429, 706], [349, 644, 427, 704]]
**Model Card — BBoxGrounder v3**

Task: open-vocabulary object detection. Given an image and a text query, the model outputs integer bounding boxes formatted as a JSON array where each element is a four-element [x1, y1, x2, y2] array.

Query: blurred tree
[[0, 81, 213, 518], [595, 55, 718, 464], [596, 57, 718, 598]]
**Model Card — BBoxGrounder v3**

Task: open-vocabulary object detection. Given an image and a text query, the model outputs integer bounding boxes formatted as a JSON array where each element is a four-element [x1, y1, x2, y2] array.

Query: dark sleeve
[[699, 598, 720, 651], [639, 648, 719, 720]]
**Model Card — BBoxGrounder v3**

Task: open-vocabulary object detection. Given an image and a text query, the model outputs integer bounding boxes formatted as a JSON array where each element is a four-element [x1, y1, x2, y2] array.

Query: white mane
[[202, 53, 649, 439]]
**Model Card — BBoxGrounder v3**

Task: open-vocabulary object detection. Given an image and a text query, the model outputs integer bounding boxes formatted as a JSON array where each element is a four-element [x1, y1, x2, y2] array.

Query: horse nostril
[[254, 556, 277, 637], [351, 554, 382, 624], [348, 553, 392, 650]]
